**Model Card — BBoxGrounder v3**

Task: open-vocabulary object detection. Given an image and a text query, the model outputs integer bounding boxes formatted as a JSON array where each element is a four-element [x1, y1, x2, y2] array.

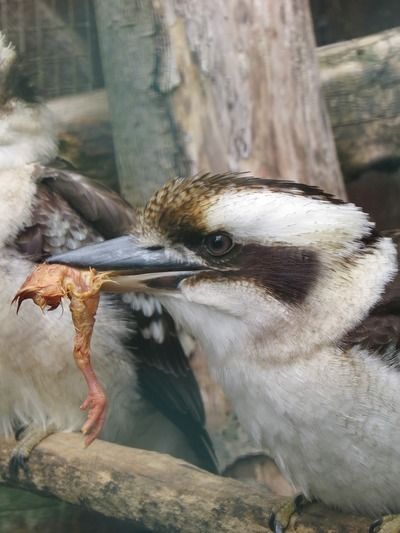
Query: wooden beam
[[0, 434, 370, 532], [48, 24, 400, 189], [318, 26, 400, 177], [47, 91, 119, 191]]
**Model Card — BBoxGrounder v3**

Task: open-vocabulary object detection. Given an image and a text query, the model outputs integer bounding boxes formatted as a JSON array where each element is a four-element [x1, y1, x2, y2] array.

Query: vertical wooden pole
[[95, 0, 345, 205]]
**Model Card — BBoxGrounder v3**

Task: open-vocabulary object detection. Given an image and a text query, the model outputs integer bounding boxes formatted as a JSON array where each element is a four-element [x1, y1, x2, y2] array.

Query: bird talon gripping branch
[[13, 264, 110, 446]]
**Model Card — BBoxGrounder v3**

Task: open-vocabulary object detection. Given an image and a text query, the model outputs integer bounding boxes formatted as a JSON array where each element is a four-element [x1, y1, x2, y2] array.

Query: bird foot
[[370, 515, 400, 533], [268, 494, 309, 532], [9, 423, 57, 477], [80, 389, 107, 447]]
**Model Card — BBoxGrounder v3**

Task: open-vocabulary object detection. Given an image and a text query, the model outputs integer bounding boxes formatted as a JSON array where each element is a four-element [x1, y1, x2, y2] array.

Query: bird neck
[[251, 234, 397, 369], [290, 235, 398, 358]]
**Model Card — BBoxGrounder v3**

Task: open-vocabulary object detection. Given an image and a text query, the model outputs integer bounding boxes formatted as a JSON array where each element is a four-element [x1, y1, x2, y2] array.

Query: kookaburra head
[[48, 174, 397, 366], [0, 32, 57, 167]]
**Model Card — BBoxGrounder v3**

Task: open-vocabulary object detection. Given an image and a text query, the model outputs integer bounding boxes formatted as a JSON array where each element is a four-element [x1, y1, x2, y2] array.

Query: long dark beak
[[46, 235, 206, 292]]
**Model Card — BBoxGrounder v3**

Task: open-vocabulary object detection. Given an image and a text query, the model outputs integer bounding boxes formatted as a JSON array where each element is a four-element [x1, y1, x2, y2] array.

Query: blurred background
[[1, 0, 400, 531], [2, 0, 400, 220]]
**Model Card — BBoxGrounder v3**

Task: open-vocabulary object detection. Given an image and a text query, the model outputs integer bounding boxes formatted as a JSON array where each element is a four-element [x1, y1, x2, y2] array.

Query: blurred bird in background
[[0, 33, 217, 474]]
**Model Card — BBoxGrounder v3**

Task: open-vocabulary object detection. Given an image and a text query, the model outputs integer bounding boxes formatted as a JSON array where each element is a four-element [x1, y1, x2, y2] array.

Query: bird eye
[[204, 232, 234, 256]]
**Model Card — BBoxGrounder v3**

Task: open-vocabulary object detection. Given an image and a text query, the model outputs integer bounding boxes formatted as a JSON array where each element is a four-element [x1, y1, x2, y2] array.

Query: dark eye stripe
[[186, 244, 319, 305]]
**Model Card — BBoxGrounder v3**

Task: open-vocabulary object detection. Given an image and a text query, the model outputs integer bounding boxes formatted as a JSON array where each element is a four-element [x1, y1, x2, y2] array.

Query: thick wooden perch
[[0, 434, 370, 532]]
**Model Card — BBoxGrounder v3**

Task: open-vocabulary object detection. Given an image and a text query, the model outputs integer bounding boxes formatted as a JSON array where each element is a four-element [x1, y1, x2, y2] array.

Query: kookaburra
[[0, 34, 217, 472], [50, 172, 400, 527]]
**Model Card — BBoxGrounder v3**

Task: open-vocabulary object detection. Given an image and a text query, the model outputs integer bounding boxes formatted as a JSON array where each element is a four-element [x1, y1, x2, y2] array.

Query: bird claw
[[8, 424, 57, 477], [369, 515, 400, 533], [80, 391, 107, 446], [370, 519, 383, 533], [268, 494, 308, 532], [268, 513, 285, 533], [8, 451, 29, 478]]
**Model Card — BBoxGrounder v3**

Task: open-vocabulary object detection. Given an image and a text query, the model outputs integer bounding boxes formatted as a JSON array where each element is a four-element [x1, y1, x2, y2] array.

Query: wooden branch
[[318, 26, 400, 177], [48, 90, 110, 127], [0, 434, 371, 532]]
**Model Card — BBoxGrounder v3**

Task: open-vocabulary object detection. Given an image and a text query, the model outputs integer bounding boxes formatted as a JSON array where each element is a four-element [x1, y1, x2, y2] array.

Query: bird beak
[[46, 235, 206, 292]]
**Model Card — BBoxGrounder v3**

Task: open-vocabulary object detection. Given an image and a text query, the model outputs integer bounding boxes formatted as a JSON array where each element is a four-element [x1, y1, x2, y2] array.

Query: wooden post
[[94, 0, 345, 205]]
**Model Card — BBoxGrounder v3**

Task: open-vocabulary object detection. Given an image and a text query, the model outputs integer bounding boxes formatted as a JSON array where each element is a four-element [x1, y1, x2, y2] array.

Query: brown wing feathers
[[16, 184, 103, 260], [33, 164, 136, 237]]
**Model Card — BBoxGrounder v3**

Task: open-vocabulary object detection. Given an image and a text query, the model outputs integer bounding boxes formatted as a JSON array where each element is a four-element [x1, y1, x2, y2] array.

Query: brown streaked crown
[[141, 174, 224, 241], [141, 173, 344, 242]]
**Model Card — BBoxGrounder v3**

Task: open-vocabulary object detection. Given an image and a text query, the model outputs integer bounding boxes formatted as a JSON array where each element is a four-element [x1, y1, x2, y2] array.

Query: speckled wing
[[15, 163, 135, 259], [14, 163, 218, 472], [121, 292, 218, 472], [342, 230, 400, 366]]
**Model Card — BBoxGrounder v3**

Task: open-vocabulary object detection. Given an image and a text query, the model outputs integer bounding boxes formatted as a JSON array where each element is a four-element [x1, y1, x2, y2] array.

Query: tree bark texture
[[94, 0, 345, 205], [0, 434, 371, 532], [48, 23, 400, 189], [318, 26, 400, 179]]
